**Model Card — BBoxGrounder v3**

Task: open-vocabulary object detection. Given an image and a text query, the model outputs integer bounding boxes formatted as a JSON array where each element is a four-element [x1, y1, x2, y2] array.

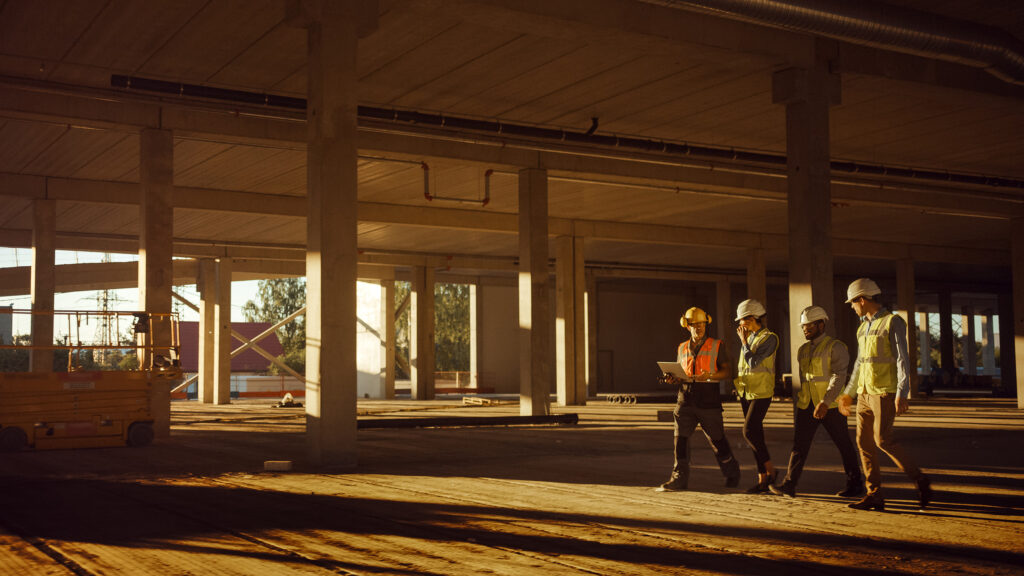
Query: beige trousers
[[856, 393, 923, 493]]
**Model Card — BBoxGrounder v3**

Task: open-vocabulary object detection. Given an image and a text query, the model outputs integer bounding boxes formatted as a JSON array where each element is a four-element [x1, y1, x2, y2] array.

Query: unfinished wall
[[596, 279, 718, 394]]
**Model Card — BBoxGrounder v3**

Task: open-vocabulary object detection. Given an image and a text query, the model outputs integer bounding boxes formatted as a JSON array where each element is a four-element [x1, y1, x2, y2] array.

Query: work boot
[[848, 490, 885, 511], [769, 480, 796, 498], [656, 475, 688, 492], [916, 475, 933, 509], [746, 470, 776, 494], [836, 479, 866, 498]]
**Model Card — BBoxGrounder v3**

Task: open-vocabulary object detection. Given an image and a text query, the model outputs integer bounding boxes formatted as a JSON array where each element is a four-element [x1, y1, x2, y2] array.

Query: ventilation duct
[[642, 0, 1024, 86]]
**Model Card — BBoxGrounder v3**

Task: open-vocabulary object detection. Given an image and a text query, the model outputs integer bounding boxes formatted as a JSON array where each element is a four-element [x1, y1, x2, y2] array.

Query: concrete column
[[469, 282, 479, 388], [997, 292, 1015, 402], [139, 128, 174, 438], [897, 259, 918, 395], [213, 257, 232, 405], [1012, 218, 1024, 408], [555, 235, 586, 406], [196, 259, 216, 403], [773, 53, 840, 386], [518, 167, 552, 416], [962, 306, 976, 376], [939, 288, 955, 372], [918, 309, 931, 373], [572, 236, 587, 403], [586, 270, 598, 398], [746, 248, 767, 306], [382, 279, 396, 399], [410, 265, 435, 400], [981, 310, 995, 376], [30, 198, 55, 372], [303, 0, 363, 467]]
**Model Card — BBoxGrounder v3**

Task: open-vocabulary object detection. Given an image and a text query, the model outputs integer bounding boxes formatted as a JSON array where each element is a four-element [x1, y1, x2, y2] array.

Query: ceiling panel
[[0, 119, 68, 173]]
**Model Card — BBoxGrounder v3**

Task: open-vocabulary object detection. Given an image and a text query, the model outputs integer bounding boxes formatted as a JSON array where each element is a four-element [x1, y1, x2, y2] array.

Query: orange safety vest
[[677, 337, 721, 378]]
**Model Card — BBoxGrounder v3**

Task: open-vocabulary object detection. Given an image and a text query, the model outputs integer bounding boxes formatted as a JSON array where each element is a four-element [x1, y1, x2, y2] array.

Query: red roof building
[[177, 322, 285, 373]]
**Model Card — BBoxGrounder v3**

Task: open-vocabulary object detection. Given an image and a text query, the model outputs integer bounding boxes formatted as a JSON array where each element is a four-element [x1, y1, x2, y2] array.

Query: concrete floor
[[1, 396, 1022, 575]]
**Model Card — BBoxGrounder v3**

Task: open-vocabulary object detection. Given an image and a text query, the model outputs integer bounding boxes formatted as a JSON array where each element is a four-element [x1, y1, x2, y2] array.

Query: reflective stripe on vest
[[678, 338, 721, 378], [734, 329, 776, 400], [797, 335, 837, 410], [855, 312, 898, 394]]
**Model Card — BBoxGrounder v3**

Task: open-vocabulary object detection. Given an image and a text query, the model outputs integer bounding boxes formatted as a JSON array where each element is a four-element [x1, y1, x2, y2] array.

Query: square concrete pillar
[[961, 306, 976, 376], [469, 282, 479, 388], [586, 270, 598, 398], [410, 266, 435, 400], [773, 52, 840, 384], [556, 235, 586, 406], [139, 128, 174, 438], [518, 167, 552, 416], [981, 311, 995, 376], [30, 198, 55, 372], [213, 257, 232, 405], [1011, 218, 1024, 408], [939, 289, 955, 372], [382, 279, 396, 399], [897, 259, 918, 395], [303, 0, 364, 467], [197, 259, 217, 403], [918, 309, 931, 373]]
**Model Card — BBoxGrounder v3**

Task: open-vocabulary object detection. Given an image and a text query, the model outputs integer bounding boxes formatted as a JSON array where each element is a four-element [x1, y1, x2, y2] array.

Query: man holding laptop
[[656, 306, 741, 491]]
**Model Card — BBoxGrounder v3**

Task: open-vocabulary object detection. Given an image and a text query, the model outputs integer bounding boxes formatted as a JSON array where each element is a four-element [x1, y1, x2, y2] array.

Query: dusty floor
[[1, 396, 1022, 575]]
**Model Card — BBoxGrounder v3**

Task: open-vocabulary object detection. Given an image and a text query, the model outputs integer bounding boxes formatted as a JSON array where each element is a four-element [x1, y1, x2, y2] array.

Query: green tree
[[434, 283, 470, 371], [242, 278, 306, 374]]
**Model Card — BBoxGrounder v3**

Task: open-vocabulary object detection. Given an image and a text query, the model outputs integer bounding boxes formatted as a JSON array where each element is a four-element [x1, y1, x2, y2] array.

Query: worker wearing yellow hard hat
[[656, 306, 741, 492], [839, 278, 932, 511], [733, 298, 779, 494], [769, 305, 864, 499]]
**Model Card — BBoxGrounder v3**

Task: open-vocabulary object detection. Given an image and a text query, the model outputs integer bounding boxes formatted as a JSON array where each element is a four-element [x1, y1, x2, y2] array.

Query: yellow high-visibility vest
[[797, 335, 839, 410], [854, 312, 898, 395], [734, 329, 776, 400]]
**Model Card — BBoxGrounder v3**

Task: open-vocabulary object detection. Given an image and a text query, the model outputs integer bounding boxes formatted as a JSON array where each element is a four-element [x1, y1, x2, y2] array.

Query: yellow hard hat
[[680, 307, 712, 328]]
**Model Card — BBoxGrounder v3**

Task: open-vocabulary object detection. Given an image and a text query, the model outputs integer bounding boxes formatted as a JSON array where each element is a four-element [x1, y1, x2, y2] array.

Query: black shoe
[[656, 477, 688, 492], [916, 475, 932, 509], [848, 490, 885, 511], [746, 479, 770, 494], [836, 481, 866, 498], [769, 481, 796, 498], [725, 475, 740, 488]]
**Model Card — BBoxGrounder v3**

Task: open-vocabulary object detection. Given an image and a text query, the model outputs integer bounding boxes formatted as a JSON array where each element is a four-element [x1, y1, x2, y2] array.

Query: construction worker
[[733, 298, 779, 493], [839, 278, 932, 511], [770, 305, 864, 499], [656, 307, 741, 491]]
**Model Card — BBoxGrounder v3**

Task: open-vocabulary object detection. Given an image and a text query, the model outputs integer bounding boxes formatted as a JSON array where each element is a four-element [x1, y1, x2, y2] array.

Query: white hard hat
[[680, 307, 712, 328], [845, 278, 881, 303], [735, 299, 767, 321], [800, 305, 829, 325]]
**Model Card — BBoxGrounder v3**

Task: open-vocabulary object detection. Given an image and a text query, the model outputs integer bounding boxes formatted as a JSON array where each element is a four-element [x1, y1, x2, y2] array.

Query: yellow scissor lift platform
[[0, 310, 181, 451]]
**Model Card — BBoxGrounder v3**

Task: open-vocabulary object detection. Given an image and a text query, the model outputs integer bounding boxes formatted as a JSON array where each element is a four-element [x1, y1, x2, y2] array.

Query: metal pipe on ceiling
[[642, 0, 1024, 86], [109, 75, 1024, 192]]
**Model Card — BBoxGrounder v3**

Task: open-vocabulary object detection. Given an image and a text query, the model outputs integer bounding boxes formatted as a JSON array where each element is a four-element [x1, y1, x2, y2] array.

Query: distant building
[[0, 305, 11, 345]]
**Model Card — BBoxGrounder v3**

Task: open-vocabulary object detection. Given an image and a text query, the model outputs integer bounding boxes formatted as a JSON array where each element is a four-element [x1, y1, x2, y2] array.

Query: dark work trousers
[[673, 404, 740, 487], [782, 404, 862, 487], [740, 397, 773, 473]]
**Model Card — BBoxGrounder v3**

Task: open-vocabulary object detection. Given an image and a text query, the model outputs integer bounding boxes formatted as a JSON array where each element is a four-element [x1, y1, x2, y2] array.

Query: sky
[[0, 248, 261, 338]]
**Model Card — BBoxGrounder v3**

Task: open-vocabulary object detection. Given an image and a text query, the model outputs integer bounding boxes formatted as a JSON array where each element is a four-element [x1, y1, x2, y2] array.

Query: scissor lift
[[0, 310, 180, 451]]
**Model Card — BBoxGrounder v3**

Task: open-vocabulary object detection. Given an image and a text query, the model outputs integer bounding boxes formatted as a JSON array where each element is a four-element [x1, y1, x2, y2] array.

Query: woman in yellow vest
[[838, 278, 932, 511], [733, 298, 779, 493]]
